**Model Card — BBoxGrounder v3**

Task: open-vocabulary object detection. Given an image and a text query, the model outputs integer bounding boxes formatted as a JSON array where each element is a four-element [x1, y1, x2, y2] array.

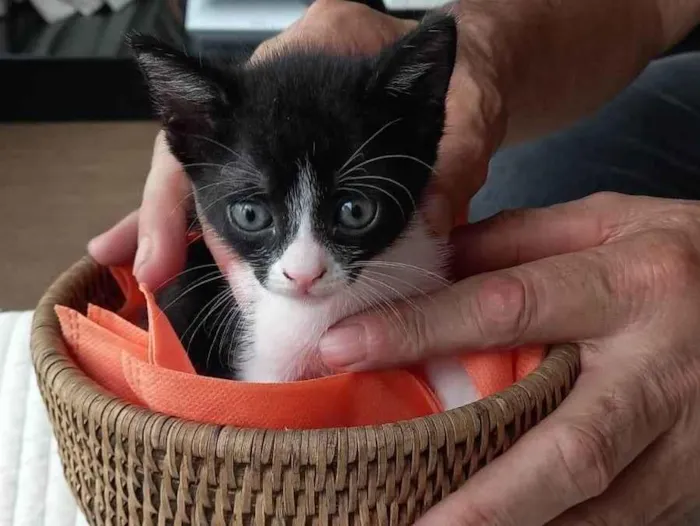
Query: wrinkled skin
[[321, 193, 700, 526]]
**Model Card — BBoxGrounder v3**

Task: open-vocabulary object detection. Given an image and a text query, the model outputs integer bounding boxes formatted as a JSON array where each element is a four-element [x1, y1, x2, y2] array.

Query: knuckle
[[551, 421, 617, 501], [472, 274, 531, 346], [637, 231, 700, 293]]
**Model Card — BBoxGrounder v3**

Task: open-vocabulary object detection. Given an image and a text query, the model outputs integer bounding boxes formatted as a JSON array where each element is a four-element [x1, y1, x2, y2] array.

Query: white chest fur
[[229, 217, 480, 409]]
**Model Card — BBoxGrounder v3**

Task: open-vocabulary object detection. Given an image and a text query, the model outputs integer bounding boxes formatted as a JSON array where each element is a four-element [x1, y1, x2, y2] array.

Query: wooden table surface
[[0, 122, 159, 309]]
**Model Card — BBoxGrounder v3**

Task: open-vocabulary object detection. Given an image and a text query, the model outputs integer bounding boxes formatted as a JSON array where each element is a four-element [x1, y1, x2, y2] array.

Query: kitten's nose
[[282, 267, 327, 292]]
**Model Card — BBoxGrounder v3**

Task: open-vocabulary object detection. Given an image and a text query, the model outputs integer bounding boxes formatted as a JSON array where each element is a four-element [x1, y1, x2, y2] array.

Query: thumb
[[320, 246, 636, 371], [319, 196, 626, 370], [319, 271, 533, 370]]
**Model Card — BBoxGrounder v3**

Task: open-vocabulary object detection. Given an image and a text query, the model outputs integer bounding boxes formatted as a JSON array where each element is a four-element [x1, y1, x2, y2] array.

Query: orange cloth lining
[[55, 264, 543, 429]]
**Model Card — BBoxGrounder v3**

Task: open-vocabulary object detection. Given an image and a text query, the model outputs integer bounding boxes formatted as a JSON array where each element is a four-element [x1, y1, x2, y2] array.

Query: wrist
[[449, 0, 676, 144]]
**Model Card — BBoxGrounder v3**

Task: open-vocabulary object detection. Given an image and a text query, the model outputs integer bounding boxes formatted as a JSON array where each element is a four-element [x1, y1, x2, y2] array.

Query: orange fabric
[[55, 265, 544, 429]]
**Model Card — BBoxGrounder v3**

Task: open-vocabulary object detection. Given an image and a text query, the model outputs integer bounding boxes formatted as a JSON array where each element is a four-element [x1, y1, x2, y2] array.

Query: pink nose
[[282, 267, 326, 291]]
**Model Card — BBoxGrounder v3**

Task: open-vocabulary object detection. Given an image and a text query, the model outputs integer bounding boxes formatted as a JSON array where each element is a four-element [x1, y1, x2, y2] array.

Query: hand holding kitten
[[87, 0, 505, 287], [323, 193, 700, 525]]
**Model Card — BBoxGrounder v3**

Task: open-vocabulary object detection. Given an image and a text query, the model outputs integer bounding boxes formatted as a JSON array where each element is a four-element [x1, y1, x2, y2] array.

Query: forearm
[[452, 0, 700, 144]]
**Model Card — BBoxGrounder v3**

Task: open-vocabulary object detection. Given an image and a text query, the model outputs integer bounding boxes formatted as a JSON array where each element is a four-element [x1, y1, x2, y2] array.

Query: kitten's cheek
[[199, 224, 255, 304], [201, 224, 237, 270]]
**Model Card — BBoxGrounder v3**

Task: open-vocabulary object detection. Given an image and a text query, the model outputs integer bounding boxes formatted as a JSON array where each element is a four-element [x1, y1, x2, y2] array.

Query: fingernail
[[133, 236, 152, 275], [87, 233, 106, 254], [319, 324, 367, 368]]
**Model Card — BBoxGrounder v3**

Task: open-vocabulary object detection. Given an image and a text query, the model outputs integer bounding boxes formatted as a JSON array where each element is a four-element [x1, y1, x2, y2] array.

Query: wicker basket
[[30, 257, 580, 525]]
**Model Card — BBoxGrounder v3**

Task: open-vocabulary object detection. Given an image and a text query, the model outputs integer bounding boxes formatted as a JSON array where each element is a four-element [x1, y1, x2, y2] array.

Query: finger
[[452, 194, 619, 278], [547, 429, 694, 526], [320, 240, 638, 370], [422, 192, 455, 237], [134, 131, 191, 289], [87, 210, 139, 266], [432, 56, 505, 226], [414, 367, 673, 526]]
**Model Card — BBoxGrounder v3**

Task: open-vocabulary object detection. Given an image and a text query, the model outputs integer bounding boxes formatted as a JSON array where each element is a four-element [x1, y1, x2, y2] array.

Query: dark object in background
[[0, 0, 698, 121]]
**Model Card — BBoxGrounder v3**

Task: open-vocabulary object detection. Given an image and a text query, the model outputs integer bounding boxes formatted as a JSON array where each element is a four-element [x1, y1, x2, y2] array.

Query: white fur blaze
[[274, 217, 328, 284]]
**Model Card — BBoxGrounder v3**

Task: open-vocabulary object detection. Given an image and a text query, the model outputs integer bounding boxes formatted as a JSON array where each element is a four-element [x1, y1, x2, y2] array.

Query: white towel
[[0, 311, 86, 526]]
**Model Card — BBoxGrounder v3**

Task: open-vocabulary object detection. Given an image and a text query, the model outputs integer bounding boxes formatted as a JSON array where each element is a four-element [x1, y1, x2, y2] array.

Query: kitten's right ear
[[367, 14, 457, 107], [127, 34, 230, 135]]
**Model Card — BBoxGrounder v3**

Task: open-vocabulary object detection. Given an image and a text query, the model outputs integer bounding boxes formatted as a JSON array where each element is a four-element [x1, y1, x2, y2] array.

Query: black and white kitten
[[130, 14, 479, 409]]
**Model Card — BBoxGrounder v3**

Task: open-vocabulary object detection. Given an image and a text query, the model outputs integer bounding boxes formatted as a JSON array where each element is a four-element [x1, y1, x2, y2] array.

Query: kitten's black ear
[[127, 34, 230, 134], [368, 14, 457, 105]]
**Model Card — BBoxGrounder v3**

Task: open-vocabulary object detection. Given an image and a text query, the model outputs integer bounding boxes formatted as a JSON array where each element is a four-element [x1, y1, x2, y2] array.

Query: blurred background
[[0, 0, 699, 309]]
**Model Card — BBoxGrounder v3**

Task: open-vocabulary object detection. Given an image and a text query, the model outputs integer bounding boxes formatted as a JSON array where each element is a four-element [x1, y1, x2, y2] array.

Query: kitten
[[129, 13, 480, 409]]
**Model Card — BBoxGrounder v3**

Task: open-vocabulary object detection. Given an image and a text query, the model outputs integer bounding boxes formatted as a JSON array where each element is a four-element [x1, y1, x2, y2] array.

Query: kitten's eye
[[336, 197, 378, 232], [227, 201, 273, 232]]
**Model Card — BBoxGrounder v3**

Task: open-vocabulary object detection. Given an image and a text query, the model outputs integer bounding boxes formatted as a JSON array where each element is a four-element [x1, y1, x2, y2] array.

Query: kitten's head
[[130, 14, 456, 301]]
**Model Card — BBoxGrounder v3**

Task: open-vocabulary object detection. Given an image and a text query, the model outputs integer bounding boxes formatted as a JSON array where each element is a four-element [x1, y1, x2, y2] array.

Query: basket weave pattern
[[30, 257, 580, 525]]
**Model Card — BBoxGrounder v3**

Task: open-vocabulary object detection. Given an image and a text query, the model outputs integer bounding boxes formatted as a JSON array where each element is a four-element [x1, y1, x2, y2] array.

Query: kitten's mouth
[[266, 282, 340, 301], [272, 288, 331, 301]]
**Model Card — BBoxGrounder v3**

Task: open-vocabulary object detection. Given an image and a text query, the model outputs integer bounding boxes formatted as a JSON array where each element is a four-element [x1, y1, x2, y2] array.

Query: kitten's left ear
[[368, 14, 457, 106], [127, 34, 231, 133]]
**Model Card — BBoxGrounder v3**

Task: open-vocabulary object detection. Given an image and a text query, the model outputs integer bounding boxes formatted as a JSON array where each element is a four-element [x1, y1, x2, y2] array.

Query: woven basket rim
[[30, 256, 579, 444]]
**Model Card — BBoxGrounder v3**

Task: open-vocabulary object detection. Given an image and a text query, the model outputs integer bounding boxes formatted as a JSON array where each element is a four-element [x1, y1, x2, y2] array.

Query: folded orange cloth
[[55, 266, 544, 429]]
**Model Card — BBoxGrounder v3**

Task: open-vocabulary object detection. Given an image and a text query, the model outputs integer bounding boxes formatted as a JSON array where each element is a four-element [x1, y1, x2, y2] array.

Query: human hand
[[320, 192, 700, 525]]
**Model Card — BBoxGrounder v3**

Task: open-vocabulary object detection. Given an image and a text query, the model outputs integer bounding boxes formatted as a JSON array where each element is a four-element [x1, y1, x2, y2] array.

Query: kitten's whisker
[[359, 269, 440, 306], [339, 154, 436, 181], [352, 276, 426, 346], [343, 187, 372, 201], [156, 271, 225, 317], [225, 312, 247, 373], [180, 162, 233, 172], [185, 288, 233, 358], [188, 134, 259, 173], [210, 292, 236, 344], [165, 179, 240, 223], [216, 303, 242, 370], [179, 286, 229, 342], [342, 286, 392, 326], [153, 264, 221, 293], [339, 166, 368, 180], [345, 183, 406, 220], [178, 286, 228, 344], [336, 118, 402, 177], [342, 175, 416, 210], [208, 293, 238, 371], [347, 281, 410, 341], [343, 284, 395, 330], [222, 165, 265, 182], [352, 260, 451, 286], [355, 273, 422, 316]]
